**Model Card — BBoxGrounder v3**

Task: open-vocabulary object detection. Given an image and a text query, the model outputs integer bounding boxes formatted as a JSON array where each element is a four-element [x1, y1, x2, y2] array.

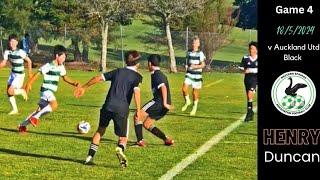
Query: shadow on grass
[[65, 103, 239, 121], [0, 148, 85, 164], [0, 127, 115, 143]]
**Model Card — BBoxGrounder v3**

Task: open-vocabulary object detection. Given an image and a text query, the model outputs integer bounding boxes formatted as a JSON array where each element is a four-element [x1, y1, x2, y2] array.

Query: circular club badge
[[271, 71, 316, 116]]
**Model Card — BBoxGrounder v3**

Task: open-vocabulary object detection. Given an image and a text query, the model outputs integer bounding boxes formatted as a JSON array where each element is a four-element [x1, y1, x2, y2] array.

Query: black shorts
[[142, 100, 168, 120], [244, 75, 257, 92], [99, 108, 129, 137]]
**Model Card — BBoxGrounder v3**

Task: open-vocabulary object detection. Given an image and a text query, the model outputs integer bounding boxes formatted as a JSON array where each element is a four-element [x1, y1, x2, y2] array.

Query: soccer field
[[0, 68, 257, 179]]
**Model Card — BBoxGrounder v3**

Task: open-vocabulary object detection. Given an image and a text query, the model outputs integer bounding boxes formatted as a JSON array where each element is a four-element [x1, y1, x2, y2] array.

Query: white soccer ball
[[77, 121, 91, 134]]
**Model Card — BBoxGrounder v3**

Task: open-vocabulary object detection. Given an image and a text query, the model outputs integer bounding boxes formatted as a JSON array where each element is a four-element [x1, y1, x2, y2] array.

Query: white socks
[[9, 96, 18, 112], [33, 105, 52, 119]]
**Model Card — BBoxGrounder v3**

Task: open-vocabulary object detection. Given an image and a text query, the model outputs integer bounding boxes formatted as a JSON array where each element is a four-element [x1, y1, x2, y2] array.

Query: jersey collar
[[249, 55, 258, 61], [126, 66, 137, 72], [151, 67, 160, 74]]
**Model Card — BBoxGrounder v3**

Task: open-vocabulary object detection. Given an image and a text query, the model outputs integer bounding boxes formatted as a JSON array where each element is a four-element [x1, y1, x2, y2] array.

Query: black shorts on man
[[99, 67, 142, 136]]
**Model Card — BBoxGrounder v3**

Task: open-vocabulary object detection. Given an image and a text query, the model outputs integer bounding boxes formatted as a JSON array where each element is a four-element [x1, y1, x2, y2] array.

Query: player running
[[75, 50, 142, 168], [18, 45, 80, 132], [134, 54, 174, 147], [239, 41, 258, 122], [181, 36, 206, 116], [0, 34, 33, 115]]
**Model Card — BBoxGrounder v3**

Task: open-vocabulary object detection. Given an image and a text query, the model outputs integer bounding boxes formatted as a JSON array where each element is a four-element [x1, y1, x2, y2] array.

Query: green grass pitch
[[0, 68, 256, 179]]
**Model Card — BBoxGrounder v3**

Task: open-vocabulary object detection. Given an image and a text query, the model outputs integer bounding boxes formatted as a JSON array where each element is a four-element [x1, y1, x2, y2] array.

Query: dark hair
[[53, 45, 67, 57], [7, 34, 19, 50], [249, 41, 257, 48], [25, 33, 30, 38], [148, 54, 161, 66], [125, 50, 140, 66], [8, 34, 19, 41]]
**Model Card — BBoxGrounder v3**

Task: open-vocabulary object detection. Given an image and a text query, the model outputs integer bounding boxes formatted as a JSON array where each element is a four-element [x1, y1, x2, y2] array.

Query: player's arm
[[25, 71, 40, 93], [159, 84, 172, 110], [24, 56, 33, 78], [0, 59, 7, 68], [74, 75, 104, 98], [239, 56, 250, 74], [190, 61, 205, 70], [62, 75, 80, 87]]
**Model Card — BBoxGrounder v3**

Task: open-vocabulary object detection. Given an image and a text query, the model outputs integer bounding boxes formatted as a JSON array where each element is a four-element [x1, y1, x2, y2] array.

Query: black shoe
[[244, 111, 254, 122]]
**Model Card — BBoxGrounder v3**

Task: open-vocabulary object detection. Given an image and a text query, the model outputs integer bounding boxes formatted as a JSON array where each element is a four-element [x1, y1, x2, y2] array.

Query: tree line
[[0, 0, 255, 72]]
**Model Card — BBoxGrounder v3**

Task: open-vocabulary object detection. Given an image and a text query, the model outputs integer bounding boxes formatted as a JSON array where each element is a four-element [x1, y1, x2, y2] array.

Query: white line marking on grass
[[223, 141, 257, 144], [159, 108, 256, 180], [204, 79, 224, 88]]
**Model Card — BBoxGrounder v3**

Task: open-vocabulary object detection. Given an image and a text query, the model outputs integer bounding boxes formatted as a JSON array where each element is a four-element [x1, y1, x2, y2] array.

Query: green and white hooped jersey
[[4, 49, 27, 74], [39, 62, 66, 92], [185, 50, 206, 82]]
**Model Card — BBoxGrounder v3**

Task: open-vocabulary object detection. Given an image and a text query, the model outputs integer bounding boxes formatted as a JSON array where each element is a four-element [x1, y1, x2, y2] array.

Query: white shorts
[[7, 72, 25, 89], [40, 90, 56, 102], [184, 78, 202, 89]]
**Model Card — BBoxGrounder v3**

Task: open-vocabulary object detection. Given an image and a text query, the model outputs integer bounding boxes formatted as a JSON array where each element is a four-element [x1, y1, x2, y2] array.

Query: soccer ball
[[77, 121, 91, 134], [281, 95, 295, 109], [294, 95, 305, 109]]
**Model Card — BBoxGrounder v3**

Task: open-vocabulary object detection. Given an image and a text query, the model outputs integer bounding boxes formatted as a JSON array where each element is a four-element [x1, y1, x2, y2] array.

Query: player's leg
[[114, 112, 129, 168], [190, 81, 201, 116], [18, 106, 41, 133], [134, 100, 155, 146], [244, 78, 256, 122], [85, 108, 110, 164], [182, 80, 191, 111], [29, 92, 57, 127], [143, 117, 174, 146], [7, 73, 27, 114], [134, 110, 148, 146]]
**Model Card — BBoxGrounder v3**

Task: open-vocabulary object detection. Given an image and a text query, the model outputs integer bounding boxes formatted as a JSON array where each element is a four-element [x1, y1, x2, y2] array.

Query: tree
[[148, 0, 206, 73], [0, 0, 33, 35], [185, 0, 238, 70], [233, 0, 257, 29], [83, 0, 123, 72]]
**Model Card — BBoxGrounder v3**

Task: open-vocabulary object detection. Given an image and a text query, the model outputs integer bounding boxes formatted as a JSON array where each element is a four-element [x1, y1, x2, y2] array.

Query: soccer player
[[181, 36, 206, 116], [75, 50, 142, 168], [18, 45, 80, 131], [134, 54, 174, 147], [0, 34, 33, 115], [239, 41, 258, 122]]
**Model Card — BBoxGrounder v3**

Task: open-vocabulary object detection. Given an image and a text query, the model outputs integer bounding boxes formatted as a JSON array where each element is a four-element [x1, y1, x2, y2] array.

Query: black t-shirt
[[240, 55, 258, 78], [102, 67, 142, 114], [151, 70, 171, 105]]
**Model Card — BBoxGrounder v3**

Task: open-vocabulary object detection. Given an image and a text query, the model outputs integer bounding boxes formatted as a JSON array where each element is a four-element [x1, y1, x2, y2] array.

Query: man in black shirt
[[75, 50, 142, 168], [239, 41, 258, 122], [134, 54, 174, 147]]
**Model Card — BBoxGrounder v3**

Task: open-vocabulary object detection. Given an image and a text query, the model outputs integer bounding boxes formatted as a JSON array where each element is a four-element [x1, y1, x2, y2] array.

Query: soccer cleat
[[21, 89, 28, 101], [244, 111, 254, 122], [164, 138, 174, 146], [18, 125, 27, 133], [115, 147, 128, 168], [136, 140, 146, 147], [189, 106, 197, 116], [29, 117, 39, 127], [8, 110, 19, 115], [84, 155, 94, 165], [181, 101, 191, 112]]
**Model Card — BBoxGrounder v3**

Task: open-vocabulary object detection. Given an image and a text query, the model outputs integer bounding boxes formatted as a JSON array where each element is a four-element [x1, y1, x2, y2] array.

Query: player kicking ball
[[18, 45, 80, 132], [0, 34, 33, 115], [75, 50, 142, 168], [134, 54, 174, 147]]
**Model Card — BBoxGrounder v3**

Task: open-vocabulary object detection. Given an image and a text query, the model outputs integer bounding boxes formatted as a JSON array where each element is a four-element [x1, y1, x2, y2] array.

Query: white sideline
[[159, 108, 256, 180], [204, 79, 224, 88]]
